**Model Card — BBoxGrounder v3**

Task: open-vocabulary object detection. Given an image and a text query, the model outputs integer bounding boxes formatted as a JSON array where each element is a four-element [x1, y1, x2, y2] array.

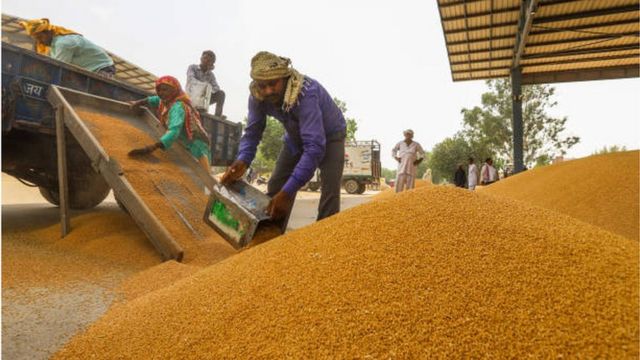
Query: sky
[[4, 0, 639, 168]]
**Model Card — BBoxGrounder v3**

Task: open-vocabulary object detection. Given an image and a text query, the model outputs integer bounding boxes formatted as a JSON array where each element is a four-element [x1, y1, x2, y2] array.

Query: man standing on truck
[[186, 50, 225, 117], [392, 129, 425, 193], [19, 18, 116, 78], [220, 51, 346, 222]]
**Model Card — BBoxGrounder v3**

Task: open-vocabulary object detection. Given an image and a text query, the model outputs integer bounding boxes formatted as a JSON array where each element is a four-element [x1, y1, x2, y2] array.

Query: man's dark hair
[[202, 50, 216, 61], [468, 157, 474, 162], [486, 157, 492, 162]]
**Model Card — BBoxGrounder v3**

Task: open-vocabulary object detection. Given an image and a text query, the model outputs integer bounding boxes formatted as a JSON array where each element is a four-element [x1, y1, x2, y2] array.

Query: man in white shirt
[[468, 157, 478, 190], [480, 158, 499, 185], [186, 50, 225, 117], [392, 129, 425, 193]]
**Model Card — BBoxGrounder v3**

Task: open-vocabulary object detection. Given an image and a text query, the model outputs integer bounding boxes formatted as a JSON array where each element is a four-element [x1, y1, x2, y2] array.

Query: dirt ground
[[1, 173, 376, 359]]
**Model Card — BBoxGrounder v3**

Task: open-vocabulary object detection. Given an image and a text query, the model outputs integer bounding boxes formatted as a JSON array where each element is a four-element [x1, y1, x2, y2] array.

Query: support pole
[[55, 106, 71, 236], [511, 67, 524, 173]]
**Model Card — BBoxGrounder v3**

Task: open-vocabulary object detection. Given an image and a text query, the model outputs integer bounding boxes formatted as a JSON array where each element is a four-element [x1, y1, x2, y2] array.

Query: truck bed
[[48, 86, 236, 264]]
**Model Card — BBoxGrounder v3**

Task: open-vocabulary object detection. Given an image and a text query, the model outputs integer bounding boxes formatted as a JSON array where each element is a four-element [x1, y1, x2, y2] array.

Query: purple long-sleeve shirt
[[237, 77, 346, 195]]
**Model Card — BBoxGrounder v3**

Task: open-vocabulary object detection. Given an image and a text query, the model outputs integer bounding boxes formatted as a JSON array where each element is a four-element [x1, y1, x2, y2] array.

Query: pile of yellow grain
[[55, 186, 638, 359], [482, 151, 639, 241], [75, 109, 236, 265], [373, 178, 431, 200], [116, 260, 200, 302], [2, 207, 161, 290]]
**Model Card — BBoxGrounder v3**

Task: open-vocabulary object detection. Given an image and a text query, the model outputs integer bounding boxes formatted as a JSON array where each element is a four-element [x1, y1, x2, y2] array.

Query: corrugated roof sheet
[[438, 0, 640, 84], [2, 14, 157, 91]]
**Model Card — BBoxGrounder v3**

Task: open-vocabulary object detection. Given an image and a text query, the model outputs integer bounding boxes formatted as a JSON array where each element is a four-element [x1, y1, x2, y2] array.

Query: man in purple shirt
[[221, 51, 346, 222]]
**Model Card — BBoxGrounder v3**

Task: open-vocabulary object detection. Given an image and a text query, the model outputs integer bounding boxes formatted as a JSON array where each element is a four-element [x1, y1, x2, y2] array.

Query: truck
[[303, 140, 381, 194], [1, 14, 241, 209]]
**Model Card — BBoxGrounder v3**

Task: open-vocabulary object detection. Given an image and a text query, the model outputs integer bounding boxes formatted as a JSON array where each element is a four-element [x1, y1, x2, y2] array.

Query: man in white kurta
[[468, 157, 478, 190], [392, 129, 425, 193], [480, 158, 498, 185]]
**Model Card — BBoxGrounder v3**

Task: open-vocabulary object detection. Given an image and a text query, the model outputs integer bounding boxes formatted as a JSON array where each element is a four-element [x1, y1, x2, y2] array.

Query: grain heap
[[75, 108, 236, 265], [3, 207, 161, 290], [56, 186, 638, 359], [482, 151, 639, 241], [116, 260, 199, 302], [373, 178, 431, 200]]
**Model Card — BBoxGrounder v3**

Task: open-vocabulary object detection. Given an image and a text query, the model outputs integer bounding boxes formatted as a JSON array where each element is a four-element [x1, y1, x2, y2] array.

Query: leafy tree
[[460, 79, 579, 168], [333, 97, 358, 141], [381, 167, 397, 182], [427, 136, 472, 184], [416, 151, 431, 178], [593, 145, 628, 155], [243, 116, 284, 172]]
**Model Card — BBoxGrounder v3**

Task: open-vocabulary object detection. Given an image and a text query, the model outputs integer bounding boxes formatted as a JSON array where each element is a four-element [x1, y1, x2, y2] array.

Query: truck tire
[[343, 179, 359, 194], [308, 182, 320, 192], [38, 171, 110, 210], [356, 183, 366, 194]]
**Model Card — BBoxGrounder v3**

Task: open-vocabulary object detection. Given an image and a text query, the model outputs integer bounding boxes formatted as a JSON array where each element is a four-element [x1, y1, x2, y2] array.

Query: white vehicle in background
[[303, 140, 381, 194]]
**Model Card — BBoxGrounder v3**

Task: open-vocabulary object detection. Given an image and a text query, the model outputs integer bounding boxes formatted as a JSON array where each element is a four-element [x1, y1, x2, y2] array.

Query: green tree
[[593, 145, 628, 155], [461, 79, 579, 168], [333, 97, 358, 141], [416, 151, 431, 178], [381, 167, 397, 182], [243, 116, 284, 172], [427, 136, 473, 184]]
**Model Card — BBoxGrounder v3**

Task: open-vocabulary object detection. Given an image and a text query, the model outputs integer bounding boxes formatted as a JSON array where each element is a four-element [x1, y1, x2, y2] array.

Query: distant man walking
[[392, 129, 425, 193], [468, 157, 478, 190], [186, 50, 225, 117]]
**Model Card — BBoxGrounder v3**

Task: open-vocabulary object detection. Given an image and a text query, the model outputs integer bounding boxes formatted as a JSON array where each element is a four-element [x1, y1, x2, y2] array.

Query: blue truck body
[[2, 42, 241, 208]]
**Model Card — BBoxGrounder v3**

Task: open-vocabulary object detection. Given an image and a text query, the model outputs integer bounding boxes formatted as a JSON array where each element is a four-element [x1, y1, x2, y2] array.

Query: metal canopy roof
[[438, 0, 640, 84], [2, 14, 157, 91]]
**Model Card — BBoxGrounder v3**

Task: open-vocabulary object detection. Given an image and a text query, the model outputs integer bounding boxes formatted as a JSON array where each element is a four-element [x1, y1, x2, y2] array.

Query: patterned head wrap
[[249, 51, 306, 112], [155, 76, 209, 144], [19, 18, 79, 55]]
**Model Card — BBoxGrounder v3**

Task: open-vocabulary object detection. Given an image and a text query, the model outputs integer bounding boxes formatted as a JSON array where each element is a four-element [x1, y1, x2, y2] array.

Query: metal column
[[511, 67, 524, 173], [55, 106, 71, 236]]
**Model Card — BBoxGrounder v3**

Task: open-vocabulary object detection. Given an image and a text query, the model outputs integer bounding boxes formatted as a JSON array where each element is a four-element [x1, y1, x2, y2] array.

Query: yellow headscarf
[[249, 51, 305, 112], [18, 18, 79, 55]]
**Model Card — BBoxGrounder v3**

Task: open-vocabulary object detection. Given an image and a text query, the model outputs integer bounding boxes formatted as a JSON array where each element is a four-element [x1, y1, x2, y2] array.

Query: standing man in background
[[392, 129, 425, 193], [480, 158, 499, 185], [186, 50, 225, 117], [468, 157, 478, 190], [453, 164, 467, 188]]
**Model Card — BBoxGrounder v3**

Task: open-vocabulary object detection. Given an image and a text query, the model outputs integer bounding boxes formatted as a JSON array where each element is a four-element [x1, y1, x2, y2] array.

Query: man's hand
[[220, 160, 248, 185], [395, 157, 401, 163], [128, 142, 162, 157], [413, 158, 423, 166], [267, 191, 293, 220]]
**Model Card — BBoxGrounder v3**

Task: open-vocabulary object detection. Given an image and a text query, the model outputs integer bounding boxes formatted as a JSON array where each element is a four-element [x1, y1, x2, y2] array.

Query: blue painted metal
[[2, 42, 241, 166]]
